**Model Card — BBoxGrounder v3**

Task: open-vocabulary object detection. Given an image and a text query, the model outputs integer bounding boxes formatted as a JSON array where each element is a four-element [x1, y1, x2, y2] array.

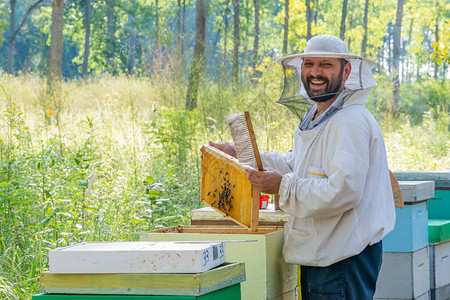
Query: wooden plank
[[390, 170, 404, 208], [40, 263, 245, 296], [151, 225, 282, 235], [201, 144, 259, 231], [251, 186, 260, 232], [190, 206, 289, 225]]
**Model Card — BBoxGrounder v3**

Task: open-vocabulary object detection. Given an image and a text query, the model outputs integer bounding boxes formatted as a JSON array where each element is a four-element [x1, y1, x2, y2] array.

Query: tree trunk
[[306, 0, 312, 40], [243, 0, 249, 83], [185, 0, 206, 110], [223, 4, 228, 76], [339, 0, 348, 40], [182, 0, 186, 56], [232, 0, 240, 88], [392, 0, 404, 119], [252, 0, 259, 74], [129, 0, 137, 75], [7, 0, 16, 74], [47, 0, 64, 124], [48, 0, 64, 82], [106, 1, 116, 72], [177, 0, 181, 52], [361, 0, 369, 56], [405, 18, 414, 82], [82, 0, 91, 78], [155, 0, 161, 56], [434, 19, 439, 79], [282, 0, 289, 56], [7, 0, 43, 74]]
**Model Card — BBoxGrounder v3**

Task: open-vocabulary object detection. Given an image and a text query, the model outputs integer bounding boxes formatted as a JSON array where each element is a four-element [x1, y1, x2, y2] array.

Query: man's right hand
[[208, 141, 237, 159]]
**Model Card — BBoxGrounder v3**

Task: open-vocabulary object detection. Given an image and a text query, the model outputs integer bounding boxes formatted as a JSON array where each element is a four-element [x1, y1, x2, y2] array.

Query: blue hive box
[[383, 181, 435, 253]]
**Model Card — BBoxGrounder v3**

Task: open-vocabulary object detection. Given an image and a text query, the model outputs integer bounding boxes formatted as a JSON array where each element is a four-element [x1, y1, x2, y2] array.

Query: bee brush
[[227, 111, 280, 210], [227, 111, 263, 171]]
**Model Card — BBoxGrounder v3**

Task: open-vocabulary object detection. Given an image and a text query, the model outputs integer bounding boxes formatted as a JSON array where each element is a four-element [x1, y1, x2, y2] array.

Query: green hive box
[[428, 220, 450, 243], [33, 283, 240, 300]]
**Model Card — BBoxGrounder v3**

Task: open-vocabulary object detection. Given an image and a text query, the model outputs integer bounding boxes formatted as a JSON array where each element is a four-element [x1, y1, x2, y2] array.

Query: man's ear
[[342, 62, 352, 82]]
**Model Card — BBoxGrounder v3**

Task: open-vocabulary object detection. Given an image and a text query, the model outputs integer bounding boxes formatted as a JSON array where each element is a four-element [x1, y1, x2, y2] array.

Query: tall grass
[[0, 70, 449, 299]]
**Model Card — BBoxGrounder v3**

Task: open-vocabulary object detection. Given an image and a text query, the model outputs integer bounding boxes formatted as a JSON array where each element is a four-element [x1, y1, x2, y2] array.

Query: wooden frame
[[201, 144, 260, 232]]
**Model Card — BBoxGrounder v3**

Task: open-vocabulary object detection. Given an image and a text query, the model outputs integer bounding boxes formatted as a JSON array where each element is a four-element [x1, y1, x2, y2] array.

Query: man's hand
[[245, 167, 282, 194], [208, 141, 237, 158]]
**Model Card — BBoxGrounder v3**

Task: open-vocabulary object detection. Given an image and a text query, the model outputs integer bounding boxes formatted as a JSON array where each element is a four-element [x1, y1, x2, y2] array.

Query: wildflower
[[46, 109, 53, 116]]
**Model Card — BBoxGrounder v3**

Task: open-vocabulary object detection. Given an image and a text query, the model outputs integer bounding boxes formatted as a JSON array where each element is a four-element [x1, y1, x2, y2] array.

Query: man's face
[[301, 57, 350, 103]]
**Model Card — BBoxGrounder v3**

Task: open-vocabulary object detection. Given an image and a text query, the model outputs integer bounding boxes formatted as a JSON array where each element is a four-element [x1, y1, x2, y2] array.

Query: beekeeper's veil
[[276, 35, 377, 119]]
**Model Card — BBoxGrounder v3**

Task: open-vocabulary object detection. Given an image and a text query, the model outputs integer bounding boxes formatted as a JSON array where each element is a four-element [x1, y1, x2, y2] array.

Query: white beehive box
[[49, 241, 225, 274], [375, 246, 430, 300], [430, 240, 450, 290]]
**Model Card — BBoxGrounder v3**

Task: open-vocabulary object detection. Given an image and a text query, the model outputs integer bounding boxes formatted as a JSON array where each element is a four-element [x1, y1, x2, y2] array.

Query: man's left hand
[[245, 167, 283, 194]]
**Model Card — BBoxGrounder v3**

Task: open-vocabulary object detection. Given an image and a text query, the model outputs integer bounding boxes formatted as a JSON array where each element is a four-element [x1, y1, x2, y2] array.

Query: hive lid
[[201, 144, 260, 232], [48, 241, 226, 274], [429, 219, 450, 244]]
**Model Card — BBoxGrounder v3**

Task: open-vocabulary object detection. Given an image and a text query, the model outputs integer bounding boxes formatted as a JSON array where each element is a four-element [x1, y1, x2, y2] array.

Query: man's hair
[[340, 59, 349, 71]]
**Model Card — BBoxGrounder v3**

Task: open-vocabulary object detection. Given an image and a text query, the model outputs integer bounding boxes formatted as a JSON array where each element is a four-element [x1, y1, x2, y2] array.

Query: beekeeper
[[210, 35, 396, 299]]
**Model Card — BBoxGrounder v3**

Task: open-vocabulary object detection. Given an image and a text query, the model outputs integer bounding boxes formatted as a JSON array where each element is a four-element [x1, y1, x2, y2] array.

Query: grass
[[0, 71, 449, 299]]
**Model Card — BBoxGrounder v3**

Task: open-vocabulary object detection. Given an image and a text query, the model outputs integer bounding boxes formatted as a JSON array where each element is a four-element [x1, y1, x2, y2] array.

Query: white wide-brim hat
[[276, 35, 375, 67]]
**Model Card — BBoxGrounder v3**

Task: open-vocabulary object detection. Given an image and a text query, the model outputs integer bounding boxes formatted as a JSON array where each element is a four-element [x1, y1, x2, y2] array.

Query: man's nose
[[310, 64, 323, 77]]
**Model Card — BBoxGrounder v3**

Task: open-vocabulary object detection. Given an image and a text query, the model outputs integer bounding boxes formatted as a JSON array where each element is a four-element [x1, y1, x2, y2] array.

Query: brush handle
[[244, 111, 264, 171]]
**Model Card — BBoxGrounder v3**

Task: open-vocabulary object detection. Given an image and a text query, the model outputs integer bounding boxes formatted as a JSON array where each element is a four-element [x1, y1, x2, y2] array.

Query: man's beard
[[302, 72, 344, 103]]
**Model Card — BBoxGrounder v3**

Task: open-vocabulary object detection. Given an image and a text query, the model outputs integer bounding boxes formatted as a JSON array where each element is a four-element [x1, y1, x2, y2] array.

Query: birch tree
[[392, 0, 404, 118]]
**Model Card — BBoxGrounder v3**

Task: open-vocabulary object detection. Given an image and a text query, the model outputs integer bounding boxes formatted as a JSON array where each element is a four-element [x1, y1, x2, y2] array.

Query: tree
[[306, 0, 312, 40], [392, 0, 404, 118], [48, 0, 64, 83], [339, 0, 348, 40], [185, 0, 207, 110], [252, 0, 259, 73], [82, 0, 92, 78], [105, 0, 117, 72], [282, 0, 289, 56], [232, 0, 240, 87], [129, 0, 137, 75], [361, 0, 370, 56], [7, 0, 44, 74]]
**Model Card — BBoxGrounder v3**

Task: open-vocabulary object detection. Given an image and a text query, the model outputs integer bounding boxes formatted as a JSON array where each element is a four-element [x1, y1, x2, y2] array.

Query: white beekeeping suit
[[261, 35, 396, 267]]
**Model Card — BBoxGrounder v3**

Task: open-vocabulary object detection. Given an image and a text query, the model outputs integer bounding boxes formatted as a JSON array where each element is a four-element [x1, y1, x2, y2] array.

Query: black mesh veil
[[276, 59, 311, 120]]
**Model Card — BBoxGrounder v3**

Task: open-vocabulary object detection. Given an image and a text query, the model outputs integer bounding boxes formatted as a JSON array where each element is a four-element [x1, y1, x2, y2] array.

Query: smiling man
[[210, 35, 396, 299]]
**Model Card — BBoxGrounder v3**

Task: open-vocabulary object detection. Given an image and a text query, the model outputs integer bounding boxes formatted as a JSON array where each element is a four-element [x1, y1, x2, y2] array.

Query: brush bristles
[[227, 114, 257, 168]]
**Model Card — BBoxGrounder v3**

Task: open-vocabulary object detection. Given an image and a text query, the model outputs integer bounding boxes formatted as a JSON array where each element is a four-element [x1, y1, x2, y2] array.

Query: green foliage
[[430, 42, 450, 66], [385, 111, 449, 171]]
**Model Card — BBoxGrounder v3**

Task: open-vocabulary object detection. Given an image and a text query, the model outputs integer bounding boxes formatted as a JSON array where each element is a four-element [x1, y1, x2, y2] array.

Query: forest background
[[0, 0, 449, 298]]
